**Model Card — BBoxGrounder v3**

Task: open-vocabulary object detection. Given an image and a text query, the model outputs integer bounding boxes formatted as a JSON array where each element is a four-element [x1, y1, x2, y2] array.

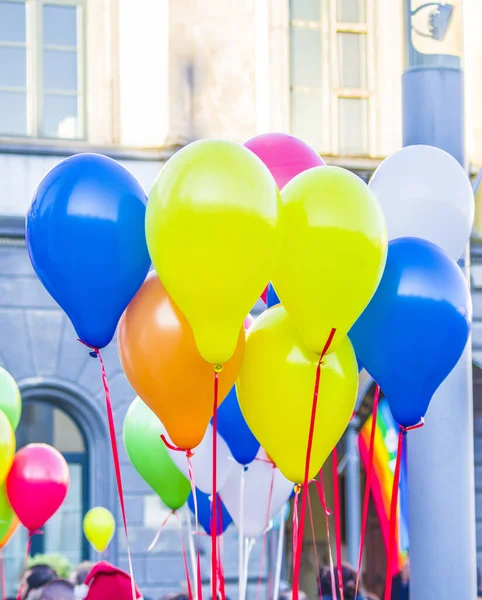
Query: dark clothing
[[390, 574, 409, 600]]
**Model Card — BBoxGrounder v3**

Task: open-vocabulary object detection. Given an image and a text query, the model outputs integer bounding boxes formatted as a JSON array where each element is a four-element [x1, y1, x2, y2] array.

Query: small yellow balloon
[[83, 507, 115, 552], [272, 166, 387, 354], [0, 410, 15, 485], [146, 139, 281, 365], [237, 305, 358, 483]]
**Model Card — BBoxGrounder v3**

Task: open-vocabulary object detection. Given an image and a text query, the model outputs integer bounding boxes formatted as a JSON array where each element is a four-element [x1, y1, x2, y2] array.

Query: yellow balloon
[[237, 305, 358, 483], [272, 166, 387, 354], [146, 139, 281, 365], [83, 507, 115, 552], [0, 410, 15, 485]]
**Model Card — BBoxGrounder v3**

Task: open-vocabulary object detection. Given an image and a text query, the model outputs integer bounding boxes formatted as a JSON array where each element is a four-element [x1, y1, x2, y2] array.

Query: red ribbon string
[[355, 384, 380, 598], [318, 472, 337, 600], [1, 549, 6, 600], [160, 437, 202, 600], [212, 370, 220, 600], [216, 495, 226, 600], [256, 465, 276, 600], [292, 487, 300, 576], [16, 531, 35, 600], [307, 489, 323, 599], [78, 341, 136, 599], [332, 448, 345, 600], [292, 328, 336, 600], [173, 512, 194, 600], [383, 419, 424, 600]]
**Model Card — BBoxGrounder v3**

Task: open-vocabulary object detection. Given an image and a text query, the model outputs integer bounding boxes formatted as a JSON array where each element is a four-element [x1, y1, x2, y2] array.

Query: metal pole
[[403, 1, 477, 598], [345, 418, 361, 568]]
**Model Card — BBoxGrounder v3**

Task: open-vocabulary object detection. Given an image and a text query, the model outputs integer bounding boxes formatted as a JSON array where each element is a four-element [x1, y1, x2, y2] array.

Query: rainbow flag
[[358, 398, 409, 573]]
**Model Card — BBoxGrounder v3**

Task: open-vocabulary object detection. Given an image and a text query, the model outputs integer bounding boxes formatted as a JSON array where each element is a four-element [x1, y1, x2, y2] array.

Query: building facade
[[1, 0, 482, 598]]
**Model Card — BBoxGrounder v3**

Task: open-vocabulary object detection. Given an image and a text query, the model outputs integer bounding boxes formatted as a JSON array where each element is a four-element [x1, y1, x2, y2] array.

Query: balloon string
[[272, 503, 286, 600], [211, 368, 221, 600], [1, 549, 5, 600], [307, 489, 323, 598], [16, 531, 35, 600], [292, 488, 300, 586], [256, 465, 276, 600], [78, 342, 137, 600], [148, 510, 175, 552], [383, 420, 424, 600], [354, 384, 380, 598], [216, 495, 226, 600], [318, 472, 337, 600], [292, 327, 336, 600], [160, 437, 202, 600], [332, 447, 344, 600], [174, 512, 194, 600]]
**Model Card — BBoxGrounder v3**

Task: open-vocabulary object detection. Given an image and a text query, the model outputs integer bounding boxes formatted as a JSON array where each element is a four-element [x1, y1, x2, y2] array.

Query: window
[[0, 0, 85, 139], [289, 0, 372, 156], [4, 402, 89, 596]]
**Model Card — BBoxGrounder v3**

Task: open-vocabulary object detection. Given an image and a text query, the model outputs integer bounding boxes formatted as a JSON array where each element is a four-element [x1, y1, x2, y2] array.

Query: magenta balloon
[[6, 444, 70, 532], [244, 133, 325, 190]]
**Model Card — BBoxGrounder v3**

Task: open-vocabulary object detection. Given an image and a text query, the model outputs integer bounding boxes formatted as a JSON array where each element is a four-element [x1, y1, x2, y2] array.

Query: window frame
[[289, 0, 376, 157], [0, 0, 87, 141]]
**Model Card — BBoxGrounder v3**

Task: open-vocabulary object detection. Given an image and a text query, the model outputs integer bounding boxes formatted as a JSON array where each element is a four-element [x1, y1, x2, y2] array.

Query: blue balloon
[[267, 283, 280, 308], [217, 386, 260, 465], [26, 153, 151, 349], [350, 237, 471, 427], [188, 489, 232, 536]]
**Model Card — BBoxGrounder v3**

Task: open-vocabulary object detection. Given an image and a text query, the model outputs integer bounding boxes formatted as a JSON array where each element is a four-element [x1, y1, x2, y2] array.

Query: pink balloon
[[244, 133, 325, 190], [244, 314, 254, 330], [6, 444, 70, 532]]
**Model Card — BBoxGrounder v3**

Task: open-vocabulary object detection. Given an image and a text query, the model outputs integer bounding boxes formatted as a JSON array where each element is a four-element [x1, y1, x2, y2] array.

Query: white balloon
[[164, 424, 234, 494], [369, 145, 474, 260], [221, 449, 294, 539]]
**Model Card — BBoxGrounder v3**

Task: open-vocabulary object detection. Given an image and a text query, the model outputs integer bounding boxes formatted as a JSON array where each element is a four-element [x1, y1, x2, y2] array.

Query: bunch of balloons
[[23, 130, 474, 600]]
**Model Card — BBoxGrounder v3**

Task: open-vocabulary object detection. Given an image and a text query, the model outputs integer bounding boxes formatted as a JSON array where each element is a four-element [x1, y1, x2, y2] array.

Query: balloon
[[188, 490, 232, 536], [350, 237, 471, 427], [217, 386, 260, 466], [83, 507, 116, 552], [146, 139, 281, 365], [244, 133, 325, 190], [267, 283, 280, 308], [6, 444, 69, 532], [123, 397, 190, 511], [237, 306, 358, 483], [272, 166, 387, 354], [26, 153, 151, 349], [221, 450, 294, 538], [118, 271, 245, 450], [369, 145, 474, 260], [165, 424, 234, 495], [0, 515, 19, 549], [271, 502, 290, 531], [0, 411, 15, 485], [0, 368, 21, 430], [0, 483, 17, 546]]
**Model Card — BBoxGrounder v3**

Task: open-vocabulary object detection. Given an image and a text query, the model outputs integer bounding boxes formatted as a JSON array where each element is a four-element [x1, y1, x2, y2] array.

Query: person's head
[[83, 561, 142, 600], [22, 564, 57, 600], [319, 564, 359, 600], [37, 580, 75, 600], [70, 562, 93, 587]]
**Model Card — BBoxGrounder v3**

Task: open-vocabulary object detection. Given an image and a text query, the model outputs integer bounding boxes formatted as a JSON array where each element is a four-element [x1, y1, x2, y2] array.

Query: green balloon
[[0, 482, 15, 541], [123, 397, 191, 510], [0, 368, 21, 431]]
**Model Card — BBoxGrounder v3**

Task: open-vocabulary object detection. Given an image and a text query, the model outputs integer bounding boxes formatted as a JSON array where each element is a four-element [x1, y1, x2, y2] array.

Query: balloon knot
[[294, 484, 301, 495], [213, 364, 223, 373], [186, 450, 194, 459], [89, 351, 98, 358]]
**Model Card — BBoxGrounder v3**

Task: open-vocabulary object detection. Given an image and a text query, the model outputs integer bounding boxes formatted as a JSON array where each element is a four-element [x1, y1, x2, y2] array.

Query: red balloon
[[6, 444, 69, 532]]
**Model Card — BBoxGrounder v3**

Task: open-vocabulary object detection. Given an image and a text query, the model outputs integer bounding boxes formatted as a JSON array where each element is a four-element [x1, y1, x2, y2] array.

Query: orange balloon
[[0, 515, 19, 549], [118, 271, 245, 450]]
